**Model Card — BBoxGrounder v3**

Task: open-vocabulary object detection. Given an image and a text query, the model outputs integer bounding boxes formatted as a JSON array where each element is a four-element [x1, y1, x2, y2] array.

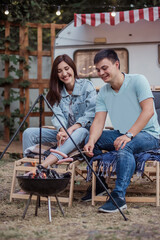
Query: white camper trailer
[[54, 7, 160, 89]]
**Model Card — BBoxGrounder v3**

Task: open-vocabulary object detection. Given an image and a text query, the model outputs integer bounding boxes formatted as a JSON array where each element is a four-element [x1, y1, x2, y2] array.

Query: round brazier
[[17, 175, 70, 196]]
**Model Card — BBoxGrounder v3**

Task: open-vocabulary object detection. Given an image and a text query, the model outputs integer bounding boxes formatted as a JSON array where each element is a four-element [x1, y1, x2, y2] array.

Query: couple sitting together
[[23, 49, 160, 213]]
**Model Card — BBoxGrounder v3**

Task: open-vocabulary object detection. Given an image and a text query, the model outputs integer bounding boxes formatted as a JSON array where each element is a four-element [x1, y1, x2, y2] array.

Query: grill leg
[[22, 194, 32, 219], [35, 196, 40, 216], [48, 197, 52, 222], [55, 195, 64, 217]]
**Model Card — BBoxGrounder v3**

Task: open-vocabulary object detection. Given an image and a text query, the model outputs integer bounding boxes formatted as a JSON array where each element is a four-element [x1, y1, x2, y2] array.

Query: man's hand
[[83, 141, 94, 157], [114, 135, 131, 150]]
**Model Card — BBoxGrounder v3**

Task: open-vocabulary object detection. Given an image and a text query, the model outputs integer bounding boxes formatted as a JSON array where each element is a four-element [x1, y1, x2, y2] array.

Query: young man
[[84, 49, 160, 213]]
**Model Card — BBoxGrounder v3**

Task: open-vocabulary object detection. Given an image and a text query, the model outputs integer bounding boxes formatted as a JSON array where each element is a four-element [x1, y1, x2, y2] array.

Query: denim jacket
[[51, 79, 96, 131]]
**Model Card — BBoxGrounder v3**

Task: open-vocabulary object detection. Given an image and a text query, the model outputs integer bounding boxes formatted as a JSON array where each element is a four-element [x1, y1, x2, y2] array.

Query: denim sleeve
[[76, 84, 97, 128], [51, 104, 67, 131]]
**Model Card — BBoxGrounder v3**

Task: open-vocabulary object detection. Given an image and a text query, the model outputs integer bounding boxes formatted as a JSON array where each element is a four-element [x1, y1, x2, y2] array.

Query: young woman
[[23, 54, 96, 167]]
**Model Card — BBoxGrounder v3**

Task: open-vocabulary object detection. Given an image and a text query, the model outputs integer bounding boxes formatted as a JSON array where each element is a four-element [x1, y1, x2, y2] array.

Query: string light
[[4, 5, 9, 15], [111, 6, 116, 17], [79, 65, 98, 77], [56, 6, 61, 16]]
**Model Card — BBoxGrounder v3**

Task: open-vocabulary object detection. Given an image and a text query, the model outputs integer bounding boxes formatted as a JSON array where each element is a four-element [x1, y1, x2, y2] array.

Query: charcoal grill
[[17, 174, 70, 222]]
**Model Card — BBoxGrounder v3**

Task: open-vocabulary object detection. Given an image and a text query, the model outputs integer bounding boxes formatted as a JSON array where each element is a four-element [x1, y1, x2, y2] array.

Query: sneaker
[[81, 177, 108, 202], [98, 192, 127, 213]]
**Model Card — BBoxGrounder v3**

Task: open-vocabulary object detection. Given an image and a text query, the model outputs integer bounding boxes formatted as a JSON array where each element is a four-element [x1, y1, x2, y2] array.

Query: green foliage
[[26, 46, 35, 52], [19, 121, 28, 132], [0, 88, 28, 136], [18, 80, 30, 88], [1, 89, 21, 106], [15, 69, 23, 78], [4, 36, 15, 44], [0, 115, 16, 135], [23, 64, 30, 70], [0, 54, 31, 87], [0, 0, 158, 25], [0, 75, 14, 86], [1, 54, 17, 64], [32, 106, 40, 112], [8, 65, 16, 72], [0, 35, 31, 138], [18, 56, 26, 63], [1, 54, 10, 62]]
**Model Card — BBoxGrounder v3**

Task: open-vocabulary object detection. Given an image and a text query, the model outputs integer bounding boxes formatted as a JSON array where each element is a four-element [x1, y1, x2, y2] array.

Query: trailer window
[[74, 49, 128, 78]]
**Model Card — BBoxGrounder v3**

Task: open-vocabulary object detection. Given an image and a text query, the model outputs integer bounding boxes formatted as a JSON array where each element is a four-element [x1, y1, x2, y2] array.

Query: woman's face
[[57, 61, 75, 88]]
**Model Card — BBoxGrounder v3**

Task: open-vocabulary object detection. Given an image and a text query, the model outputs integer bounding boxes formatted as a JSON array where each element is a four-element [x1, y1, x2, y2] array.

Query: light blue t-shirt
[[96, 74, 160, 139]]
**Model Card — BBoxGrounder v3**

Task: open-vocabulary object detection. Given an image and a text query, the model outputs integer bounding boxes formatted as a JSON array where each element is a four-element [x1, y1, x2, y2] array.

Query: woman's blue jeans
[[91, 130, 159, 199], [23, 127, 89, 160]]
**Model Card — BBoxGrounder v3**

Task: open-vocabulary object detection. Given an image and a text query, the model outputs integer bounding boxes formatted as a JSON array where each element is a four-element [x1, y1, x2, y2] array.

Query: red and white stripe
[[74, 7, 160, 27]]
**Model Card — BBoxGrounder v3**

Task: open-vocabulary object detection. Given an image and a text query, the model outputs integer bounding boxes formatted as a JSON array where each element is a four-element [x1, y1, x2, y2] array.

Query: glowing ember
[[29, 165, 64, 179]]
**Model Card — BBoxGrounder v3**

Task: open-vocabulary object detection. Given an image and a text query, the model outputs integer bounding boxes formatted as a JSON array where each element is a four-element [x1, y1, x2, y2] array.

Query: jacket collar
[[61, 79, 81, 97]]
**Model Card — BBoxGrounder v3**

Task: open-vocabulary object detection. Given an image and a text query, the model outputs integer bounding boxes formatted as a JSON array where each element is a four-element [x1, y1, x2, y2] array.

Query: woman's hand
[[67, 123, 81, 135], [57, 123, 81, 146], [114, 135, 131, 151], [57, 128, 68, 146]]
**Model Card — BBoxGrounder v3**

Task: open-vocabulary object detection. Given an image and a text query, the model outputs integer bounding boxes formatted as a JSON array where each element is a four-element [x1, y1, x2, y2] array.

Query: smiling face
[[95, 58, 120, 84], [57, 61, 75, 89]]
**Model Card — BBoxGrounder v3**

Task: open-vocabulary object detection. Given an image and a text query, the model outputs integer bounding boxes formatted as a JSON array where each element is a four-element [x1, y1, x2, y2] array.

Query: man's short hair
[[94, 49, 120, 68]]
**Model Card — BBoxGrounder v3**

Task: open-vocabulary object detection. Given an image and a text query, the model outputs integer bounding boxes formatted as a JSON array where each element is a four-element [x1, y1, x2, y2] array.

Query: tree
[[0, 0, 159, 25]]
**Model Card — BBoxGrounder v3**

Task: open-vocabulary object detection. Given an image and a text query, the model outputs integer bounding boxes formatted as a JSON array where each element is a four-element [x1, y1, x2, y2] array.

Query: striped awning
[[74, 7, 160, 27]]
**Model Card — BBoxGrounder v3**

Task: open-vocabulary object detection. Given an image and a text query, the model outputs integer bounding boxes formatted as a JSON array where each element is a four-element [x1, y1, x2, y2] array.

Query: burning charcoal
[[50, 169, 61, 179], [33, 165, 48, 179], [60, 172, 71, 179], [28, 164, 70, 179], [45, 168, 58, 179], [37, 165, 48, 173]]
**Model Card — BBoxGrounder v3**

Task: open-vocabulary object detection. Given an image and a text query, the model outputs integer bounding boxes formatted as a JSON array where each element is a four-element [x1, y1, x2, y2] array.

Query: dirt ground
[[0, 156, 160, 240]]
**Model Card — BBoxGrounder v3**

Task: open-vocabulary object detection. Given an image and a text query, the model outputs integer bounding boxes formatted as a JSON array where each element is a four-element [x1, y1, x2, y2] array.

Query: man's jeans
[[23, 127, 89, 160], [91, 130, 159, 199]]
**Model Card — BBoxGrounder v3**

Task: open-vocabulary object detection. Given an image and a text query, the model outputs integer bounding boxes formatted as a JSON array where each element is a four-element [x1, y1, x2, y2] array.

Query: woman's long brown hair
[[46, 54, 78, 106]]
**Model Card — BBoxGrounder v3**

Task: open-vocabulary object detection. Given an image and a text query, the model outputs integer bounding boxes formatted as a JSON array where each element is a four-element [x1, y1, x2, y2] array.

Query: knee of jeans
[[117, 148, 133, 157], [23, 128, 30, 141], [117, 149, 135, 166], [121, 144, 133, 154], [73, 128, 89, 139], [23, 128, 38, 143], [75, 127, 88, 134]]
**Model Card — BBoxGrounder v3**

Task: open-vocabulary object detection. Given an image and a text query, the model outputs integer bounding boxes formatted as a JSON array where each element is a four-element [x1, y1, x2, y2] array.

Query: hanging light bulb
[[111, 7, 116, 17], [4, 5, 9, 15], [56, 6, 61, 16]]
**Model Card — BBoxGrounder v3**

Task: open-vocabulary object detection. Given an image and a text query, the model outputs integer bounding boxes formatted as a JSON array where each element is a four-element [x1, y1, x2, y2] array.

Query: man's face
[[95, 58, 119, 83]]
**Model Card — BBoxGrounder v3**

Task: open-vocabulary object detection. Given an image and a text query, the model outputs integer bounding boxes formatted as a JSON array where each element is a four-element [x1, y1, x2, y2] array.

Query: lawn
[[0, 157, 160, 240]]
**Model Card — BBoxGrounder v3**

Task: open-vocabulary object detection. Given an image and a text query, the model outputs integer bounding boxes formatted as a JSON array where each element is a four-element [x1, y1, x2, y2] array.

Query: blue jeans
[[23, 127, 89, 160], [91, 130, 159, 199]]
